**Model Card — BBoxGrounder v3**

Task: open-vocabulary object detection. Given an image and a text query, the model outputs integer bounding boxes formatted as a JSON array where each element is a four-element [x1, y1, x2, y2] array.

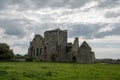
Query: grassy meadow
[[0, 62, 120, 80]]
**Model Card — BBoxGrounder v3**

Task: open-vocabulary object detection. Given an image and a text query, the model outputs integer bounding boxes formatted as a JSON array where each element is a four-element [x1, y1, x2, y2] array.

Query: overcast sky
[[0, 0, 120, 59]]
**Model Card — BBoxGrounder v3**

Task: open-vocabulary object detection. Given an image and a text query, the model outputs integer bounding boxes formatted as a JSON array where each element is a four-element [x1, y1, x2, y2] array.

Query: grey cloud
[[0, 0, 91, 10], [97, 0, 120, 9], [27, 22, 120, 39], [68, 23, 105, 39], [68, 23, 120, 39], [0, 17, 119, 40], [0, 0, 120, 12], [27, 0, 91, 9], [12, 42, 29, 49], [0, 19, 28, 38], [28, 23, 67, 36], [0, 0, 33, 10], [95, 23, 120, 38], [105, 12, 120, 18]]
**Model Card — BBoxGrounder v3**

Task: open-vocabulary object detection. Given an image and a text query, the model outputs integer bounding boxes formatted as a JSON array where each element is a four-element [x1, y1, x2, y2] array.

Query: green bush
[[25, 57, 34, 62], [0, 43, 14, 61]]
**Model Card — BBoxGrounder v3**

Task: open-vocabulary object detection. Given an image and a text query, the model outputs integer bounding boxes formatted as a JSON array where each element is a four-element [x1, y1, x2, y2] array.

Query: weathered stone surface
[[70, 37, 79, 62], [78, 41, 95, 63], [44, 29, 67, 61], [28, 34, 45, 60], [28, 29, 95, 63], [71, 37, 79, 53]]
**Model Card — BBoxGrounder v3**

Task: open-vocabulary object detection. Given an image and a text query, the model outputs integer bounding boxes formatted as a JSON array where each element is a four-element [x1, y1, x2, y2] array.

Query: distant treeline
[[95, 59, 120, 64]]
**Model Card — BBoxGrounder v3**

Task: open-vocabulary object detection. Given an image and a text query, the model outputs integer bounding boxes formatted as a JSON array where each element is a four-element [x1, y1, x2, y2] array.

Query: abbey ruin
[[28, 29, 95, 63]]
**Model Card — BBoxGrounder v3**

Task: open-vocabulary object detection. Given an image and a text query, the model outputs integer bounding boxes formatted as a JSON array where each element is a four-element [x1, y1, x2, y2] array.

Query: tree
[[15, 54, 25, 59], [0, 43, 14, 61]]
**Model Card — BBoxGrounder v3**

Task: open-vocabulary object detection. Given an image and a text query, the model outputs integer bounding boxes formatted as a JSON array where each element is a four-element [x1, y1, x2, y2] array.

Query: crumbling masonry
[[28, 29, 95, 63]]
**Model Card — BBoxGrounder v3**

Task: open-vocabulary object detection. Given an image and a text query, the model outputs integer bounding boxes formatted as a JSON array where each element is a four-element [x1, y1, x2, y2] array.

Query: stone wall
[[28, 34, 45, 60], [78, 41, 95, 63]]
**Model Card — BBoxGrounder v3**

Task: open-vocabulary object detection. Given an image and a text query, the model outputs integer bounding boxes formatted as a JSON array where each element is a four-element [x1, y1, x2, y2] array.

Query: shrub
[[0, 43, 14, 61], [25, 57, 34, 62]]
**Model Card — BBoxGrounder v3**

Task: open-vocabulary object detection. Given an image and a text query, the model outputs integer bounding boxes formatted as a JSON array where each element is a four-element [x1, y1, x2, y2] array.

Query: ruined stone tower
[[44, 29, 67, 61], [28, 28, 95, 63]]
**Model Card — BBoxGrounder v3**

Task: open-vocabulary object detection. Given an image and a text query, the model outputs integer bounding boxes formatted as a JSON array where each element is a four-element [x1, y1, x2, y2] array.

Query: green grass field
[[0, 62, 120, 80]]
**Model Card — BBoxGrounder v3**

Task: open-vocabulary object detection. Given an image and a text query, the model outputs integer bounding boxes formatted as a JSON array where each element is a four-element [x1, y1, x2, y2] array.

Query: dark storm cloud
[[105, 12, 120, 18], [97, 0, 120, 9]]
